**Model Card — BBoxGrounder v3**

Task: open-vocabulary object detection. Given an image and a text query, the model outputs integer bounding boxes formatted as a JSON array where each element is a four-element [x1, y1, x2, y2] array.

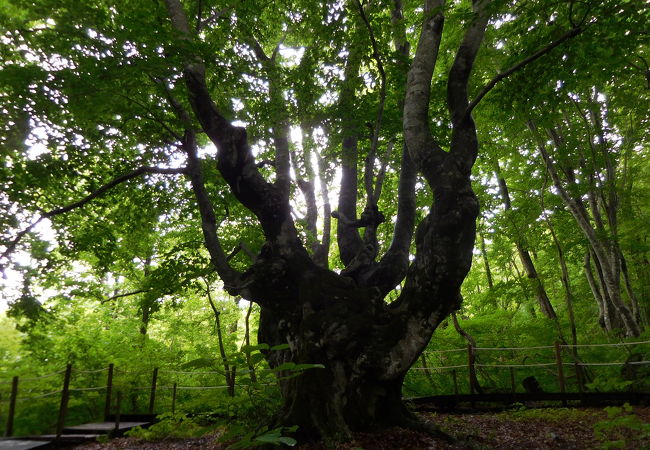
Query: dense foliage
[[0, 0, 648, 443]]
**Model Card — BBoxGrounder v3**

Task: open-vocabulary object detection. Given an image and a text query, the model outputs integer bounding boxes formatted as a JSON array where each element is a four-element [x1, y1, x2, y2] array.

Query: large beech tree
[[1, 0, 641, 442]]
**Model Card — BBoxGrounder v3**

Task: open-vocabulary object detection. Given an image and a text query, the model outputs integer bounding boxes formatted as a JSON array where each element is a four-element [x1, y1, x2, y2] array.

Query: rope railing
[[475, 345, 555, 351], [559, 340, 650, 348], [573, 360, 650, 367], [173, 385, 230, 390], [2, 338, 649, 437], [16, 390, 62, 400], [159, 369, 225, 375], [69, 386, 107, 392], [73, 368, 109, 374], [475, 362, 558, 368], [410, 365, 467, 370], [20, 370, 66, 382], [423, 340, 650, 354], [424, 348, 467, 354]]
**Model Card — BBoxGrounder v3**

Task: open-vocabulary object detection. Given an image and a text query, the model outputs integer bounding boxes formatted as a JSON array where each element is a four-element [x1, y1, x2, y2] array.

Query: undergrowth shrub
[[593, 403, 650, 449], [125, 412, 211, 440]]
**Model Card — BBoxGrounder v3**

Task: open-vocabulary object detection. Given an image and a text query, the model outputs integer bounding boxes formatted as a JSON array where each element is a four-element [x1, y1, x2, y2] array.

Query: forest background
[[0, 0, 649, 442]]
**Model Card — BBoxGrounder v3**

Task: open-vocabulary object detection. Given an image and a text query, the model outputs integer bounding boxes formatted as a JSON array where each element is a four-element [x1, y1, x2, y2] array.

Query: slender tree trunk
[[620, 252, 641, 324], [495, 164, 556, 318], [451, 312, 483, 394], [243, 301, 257, 383], [509, 255, 534, 315], [139, 255, 153, 336], [479, 231, 494, 290], [546, 219, 578, 346], [584, 251, 611, 332], [207, 287, 235, 396]]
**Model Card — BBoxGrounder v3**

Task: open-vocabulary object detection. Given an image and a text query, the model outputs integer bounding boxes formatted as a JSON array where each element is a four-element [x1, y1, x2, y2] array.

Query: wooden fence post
[[56, 364, 72, 438], [467, 344, 476, 395], [104, 363, 114, 421], [171, 383, 177, 414], [575, 360, 585, 393], [114, 390, 121, 433], [148, 368, 158, 415], [452, 369, 458, 397], [554, 341, 567, 406], [4, 376, 18, 437]]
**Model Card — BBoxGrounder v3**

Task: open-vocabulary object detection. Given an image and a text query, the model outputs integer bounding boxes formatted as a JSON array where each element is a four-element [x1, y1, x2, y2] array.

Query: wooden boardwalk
[[0, 415, 154, 449]]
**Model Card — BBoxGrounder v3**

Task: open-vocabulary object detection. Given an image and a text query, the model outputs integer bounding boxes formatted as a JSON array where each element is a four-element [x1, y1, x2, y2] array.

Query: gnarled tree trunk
[[161, 0, 583, 442]]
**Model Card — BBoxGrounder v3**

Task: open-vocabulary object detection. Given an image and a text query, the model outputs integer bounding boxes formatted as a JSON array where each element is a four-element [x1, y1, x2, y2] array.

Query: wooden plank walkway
[[63, 421, 151, 433], [0, 441, 50, 449], [0, 415, 155, 448]]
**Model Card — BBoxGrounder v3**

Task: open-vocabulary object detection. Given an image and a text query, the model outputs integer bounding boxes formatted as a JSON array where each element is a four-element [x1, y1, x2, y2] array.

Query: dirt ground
[[78, 406, 650, 449]]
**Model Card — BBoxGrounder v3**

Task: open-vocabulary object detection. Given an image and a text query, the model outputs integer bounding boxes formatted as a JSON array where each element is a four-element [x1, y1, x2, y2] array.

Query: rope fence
[[560, 340, 650, 348], [17, 390, 62, 401], [20, 370, 66, 382], [425, 348, 468, 354], [2, 339, 648, 437], [475, 363, 558, 368], [73, 368, 109, 374], [474, 345, 555, 351], [423, 339, 650, 355], [159, 369, 224, 375], [411, 339, 650, 398]]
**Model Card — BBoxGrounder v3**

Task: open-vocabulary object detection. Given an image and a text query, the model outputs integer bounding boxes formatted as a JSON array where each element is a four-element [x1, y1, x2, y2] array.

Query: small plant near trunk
[[125, 412, 210, 440], [593, 403, 650, 449]]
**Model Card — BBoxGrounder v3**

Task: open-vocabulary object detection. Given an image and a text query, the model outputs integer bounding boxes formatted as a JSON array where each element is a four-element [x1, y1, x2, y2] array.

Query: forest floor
[[78, 406, 650, 449]]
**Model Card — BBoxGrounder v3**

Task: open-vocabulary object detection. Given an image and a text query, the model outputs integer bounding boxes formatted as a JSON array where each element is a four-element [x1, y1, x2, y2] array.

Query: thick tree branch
[[356, 0, 417, 293], [291, 124, 320, 260], [356, 0, 387, 205], [247, 37, 291, 201], [403, 0, 445, 172], [448, 0, 491, 124], [447, 0, 491, 173], [151, 65, 245, 292], [466, 26, 583, 116], [164, 0, 302, 248], [336, 19, 365, 266], [373, 141, 394, 202], [314, 150, 332, 268], [1, 166, 186, 265], [181, 130, 243, 291], [384, 0, 485, 370]]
